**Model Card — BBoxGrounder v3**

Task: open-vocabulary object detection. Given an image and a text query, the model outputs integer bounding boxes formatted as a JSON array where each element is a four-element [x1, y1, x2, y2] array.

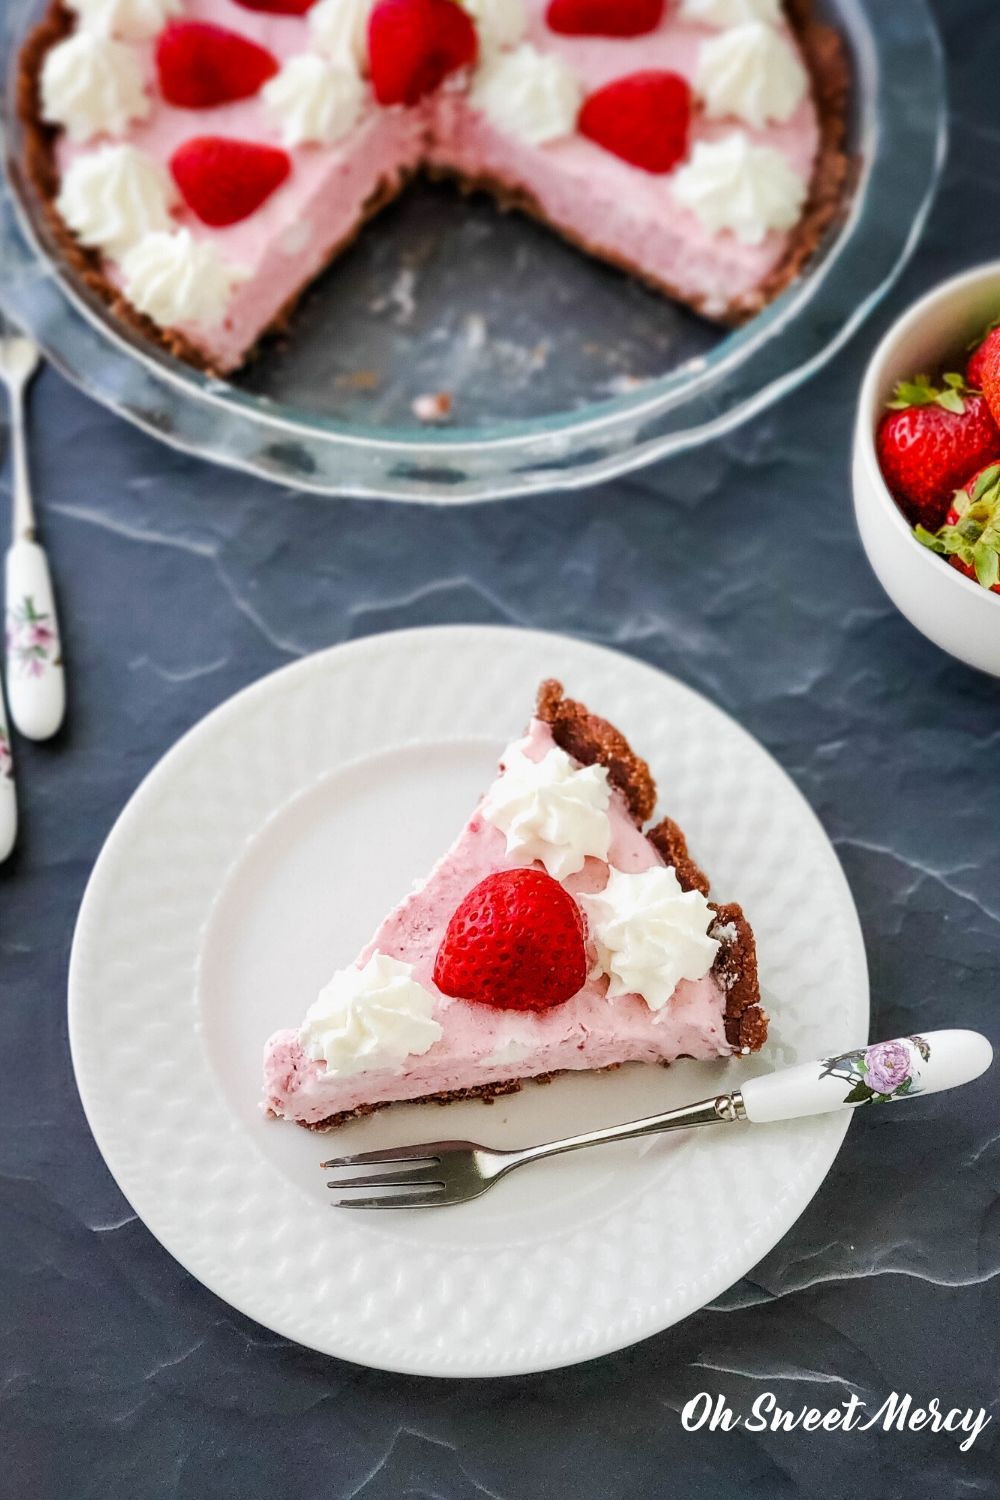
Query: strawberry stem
[[887, 372, 968, 415], [915, 466, 1000, 590]]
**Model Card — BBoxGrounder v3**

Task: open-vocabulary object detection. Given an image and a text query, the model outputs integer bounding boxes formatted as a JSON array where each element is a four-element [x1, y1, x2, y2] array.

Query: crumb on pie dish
[[262, 679, 767, 1130], [17, 0, 850, 377]]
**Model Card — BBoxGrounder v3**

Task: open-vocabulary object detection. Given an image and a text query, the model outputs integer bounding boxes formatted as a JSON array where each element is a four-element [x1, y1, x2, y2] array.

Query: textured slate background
[[2, 3, 998, 1495]]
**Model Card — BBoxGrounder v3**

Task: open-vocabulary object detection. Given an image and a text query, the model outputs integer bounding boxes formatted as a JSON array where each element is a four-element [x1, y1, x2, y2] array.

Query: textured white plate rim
[[68, 625, 869, 1377]]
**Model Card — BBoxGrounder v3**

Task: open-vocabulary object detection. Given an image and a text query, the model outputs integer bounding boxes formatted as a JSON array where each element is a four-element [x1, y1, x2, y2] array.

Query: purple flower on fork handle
[[863, 1040, 913, 1096], [6, 594, 58, 679], [820, 1035, 929, 1105]]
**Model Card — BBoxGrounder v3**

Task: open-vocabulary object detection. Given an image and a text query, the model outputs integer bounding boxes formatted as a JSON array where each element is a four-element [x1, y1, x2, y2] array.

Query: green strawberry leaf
[[916, 482, 1000, 591], [974, 544, 1000, 590], [887, 375, 937, 409], [887, 372, 967, 413], [971, 465, 1000, 502], [915, 525, 947, 553]]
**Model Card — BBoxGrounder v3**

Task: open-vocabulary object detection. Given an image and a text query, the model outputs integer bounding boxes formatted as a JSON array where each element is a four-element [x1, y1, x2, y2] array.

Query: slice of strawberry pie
[[263, 680, 766, 1128]]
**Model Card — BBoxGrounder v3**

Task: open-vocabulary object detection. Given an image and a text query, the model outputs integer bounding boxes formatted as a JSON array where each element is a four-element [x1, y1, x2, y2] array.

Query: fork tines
[[320, 1144, 441, 1170], [322, 1144, 447, 1209]]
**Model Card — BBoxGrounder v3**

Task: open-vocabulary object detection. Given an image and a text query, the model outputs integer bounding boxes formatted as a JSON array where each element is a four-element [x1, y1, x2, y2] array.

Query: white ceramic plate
[[69, 626, 868, 1376]]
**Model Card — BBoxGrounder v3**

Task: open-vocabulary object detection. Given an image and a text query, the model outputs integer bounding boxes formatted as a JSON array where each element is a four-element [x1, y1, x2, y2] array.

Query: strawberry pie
[[262, 680, 766, 1129], [19, 0, 848, 375]]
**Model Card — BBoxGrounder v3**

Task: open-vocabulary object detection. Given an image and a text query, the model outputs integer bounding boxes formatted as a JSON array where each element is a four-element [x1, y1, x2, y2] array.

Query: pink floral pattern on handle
[[0, 723, 11, 781], [6, 595, 58, 679], [820, 1035, 931, 1105]]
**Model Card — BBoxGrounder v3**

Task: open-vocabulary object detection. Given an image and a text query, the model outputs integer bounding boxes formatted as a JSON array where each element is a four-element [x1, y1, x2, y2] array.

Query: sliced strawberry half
[[170, 137, 291, 227], [433, 868, 587, 1012], [578, 70, 692, 174], [229, 0, 316, 14], [368, 0, 477, 107], [547, 0, 664, 36], [156, 22, 279, 109]]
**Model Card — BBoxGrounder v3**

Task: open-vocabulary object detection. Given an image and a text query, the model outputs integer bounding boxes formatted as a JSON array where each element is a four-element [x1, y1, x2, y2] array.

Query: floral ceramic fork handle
[[0, 683, 16, 860], [738, 1031, 992, 1123], [6, 542, 64, 738], [1, 331, 65, 740]]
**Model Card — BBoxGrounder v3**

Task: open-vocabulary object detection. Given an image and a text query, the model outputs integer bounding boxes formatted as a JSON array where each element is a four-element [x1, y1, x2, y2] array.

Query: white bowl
[[853, 262, 1000, 678]]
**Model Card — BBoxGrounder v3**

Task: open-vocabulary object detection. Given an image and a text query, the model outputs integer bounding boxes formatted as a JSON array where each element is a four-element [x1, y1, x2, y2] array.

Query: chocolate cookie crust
[[536, 678, 656, 825]]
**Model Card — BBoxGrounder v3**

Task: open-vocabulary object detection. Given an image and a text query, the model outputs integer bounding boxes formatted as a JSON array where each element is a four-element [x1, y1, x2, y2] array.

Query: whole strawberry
[[916, 462, 1000, 593], [970, 324, 1000, 423], [875, 373, 1000, 530], [433, 868, 587, 1011]]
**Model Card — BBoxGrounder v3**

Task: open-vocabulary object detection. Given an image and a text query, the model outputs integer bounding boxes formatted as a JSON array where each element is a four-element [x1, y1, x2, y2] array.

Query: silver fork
[[323, 1095, 737, 1209], [322, 1029, 992, 1208]]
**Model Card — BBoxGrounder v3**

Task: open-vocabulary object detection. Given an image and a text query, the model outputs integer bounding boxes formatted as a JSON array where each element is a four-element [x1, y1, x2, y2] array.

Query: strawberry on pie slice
[[263, 681, 766, 1129]]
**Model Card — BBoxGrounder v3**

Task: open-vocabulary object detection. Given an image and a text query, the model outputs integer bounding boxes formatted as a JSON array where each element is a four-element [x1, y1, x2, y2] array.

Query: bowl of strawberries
[[854, 263, 1000, 678]]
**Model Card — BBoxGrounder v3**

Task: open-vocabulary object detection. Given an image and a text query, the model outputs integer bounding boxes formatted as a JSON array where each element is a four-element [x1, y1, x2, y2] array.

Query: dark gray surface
[[2, 3, 998, 1495]]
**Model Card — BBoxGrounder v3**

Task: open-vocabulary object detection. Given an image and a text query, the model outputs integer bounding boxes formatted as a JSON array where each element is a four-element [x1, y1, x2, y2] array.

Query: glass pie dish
[[0, 0, 945, 503]]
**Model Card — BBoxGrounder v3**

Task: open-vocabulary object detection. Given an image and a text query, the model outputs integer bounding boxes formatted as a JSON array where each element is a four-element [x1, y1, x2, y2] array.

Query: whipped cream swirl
[[482, 736, 611, 879], [670, 133, 805, 244], [696, 20, 807, 128], [41, 32, 149, 143], [471, 44, 581, 146], [299, 952, 443, 1077], [56, 144, 176, 257], [263, 54, 365, 147], [67, 0, 181, 40], [462, 0, 526, 56], [581, 866, 720, 1013], [309, 0, 373, 69], [121, 230, 246, 329], [679, 0, 782, 27]]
